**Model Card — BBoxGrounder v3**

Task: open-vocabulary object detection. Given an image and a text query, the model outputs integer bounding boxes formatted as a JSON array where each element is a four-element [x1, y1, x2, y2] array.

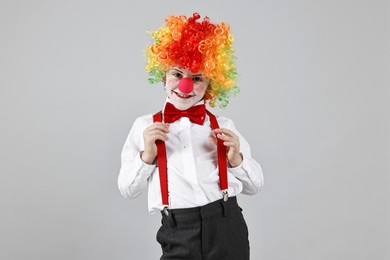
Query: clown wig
[[145, 13, 239, 108]]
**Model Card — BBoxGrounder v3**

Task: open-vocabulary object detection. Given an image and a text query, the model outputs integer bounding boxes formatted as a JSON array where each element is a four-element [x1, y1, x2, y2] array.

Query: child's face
[[165, 67, 209, 110]]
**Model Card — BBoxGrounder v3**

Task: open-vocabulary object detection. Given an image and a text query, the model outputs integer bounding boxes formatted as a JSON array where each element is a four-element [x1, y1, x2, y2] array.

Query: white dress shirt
[[118, 100, 264, 214]]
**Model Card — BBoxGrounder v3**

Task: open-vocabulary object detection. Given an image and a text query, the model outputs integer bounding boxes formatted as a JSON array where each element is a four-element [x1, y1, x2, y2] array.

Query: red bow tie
[[163, 102, 206, 125]]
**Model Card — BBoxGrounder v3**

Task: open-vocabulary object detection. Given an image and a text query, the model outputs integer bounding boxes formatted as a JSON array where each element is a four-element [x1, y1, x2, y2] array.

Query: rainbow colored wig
[[145, 13, 239, 108]]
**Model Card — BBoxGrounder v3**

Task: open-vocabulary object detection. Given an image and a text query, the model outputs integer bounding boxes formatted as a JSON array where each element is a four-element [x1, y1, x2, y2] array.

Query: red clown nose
[[177, 78, 194, 94]]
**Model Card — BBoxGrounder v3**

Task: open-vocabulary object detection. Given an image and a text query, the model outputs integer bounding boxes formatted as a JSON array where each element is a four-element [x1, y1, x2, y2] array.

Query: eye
[[171, 71, 183, 79], [192, 76, 204, 82]]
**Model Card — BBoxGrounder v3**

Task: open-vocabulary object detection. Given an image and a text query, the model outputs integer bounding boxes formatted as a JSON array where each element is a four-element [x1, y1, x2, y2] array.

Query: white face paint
[[165, 67, 209, 110]]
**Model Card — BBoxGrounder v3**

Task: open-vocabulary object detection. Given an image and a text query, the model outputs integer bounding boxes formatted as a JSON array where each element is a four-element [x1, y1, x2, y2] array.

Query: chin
[[173, 102, 193, 111], [170, 99, 196, 110]]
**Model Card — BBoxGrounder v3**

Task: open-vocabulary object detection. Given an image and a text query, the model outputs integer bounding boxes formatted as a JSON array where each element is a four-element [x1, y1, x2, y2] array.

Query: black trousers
[[156, 197, 250, 260]]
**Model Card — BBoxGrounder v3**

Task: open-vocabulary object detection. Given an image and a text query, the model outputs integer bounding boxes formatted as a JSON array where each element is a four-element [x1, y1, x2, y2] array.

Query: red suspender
[[153, 111, 169, 206], [206, 110, 228, 191], [152, 110, 228, 208]]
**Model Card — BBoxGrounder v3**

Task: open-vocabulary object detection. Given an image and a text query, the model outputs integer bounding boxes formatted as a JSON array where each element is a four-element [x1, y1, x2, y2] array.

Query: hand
[[141, 122, 170, 164], [208, 128, 243, 167]]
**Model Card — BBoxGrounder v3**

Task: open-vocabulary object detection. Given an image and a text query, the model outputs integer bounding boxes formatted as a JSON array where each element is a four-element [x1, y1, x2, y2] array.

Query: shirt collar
[[163, 98, 205, 113], [162, 98, 209, 125]]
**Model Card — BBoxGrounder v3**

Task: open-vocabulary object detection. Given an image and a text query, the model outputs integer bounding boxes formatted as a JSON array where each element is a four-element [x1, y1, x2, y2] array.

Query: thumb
[[208, 135, 217, 145]]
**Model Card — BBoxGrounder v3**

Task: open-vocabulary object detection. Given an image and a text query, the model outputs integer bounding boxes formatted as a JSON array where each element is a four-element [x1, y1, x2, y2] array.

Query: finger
[[153, 123, 170, 132], [214, 128, 234, 135], [146, 128, 169, 136], [145, 126, 169, 136], [223, 141, 238, 148], [214, 128, 238, 140], [216, 133, 237, 142], [149, 133, 168, 142], [145, 129, 168, 140], [146, 123, 170, 132], [148, 129, 168, 138]]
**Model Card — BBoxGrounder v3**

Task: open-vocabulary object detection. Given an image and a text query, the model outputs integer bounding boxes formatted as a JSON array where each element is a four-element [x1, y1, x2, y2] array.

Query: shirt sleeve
[[118, 116, 156, 199], [225, 118, 264, 195]]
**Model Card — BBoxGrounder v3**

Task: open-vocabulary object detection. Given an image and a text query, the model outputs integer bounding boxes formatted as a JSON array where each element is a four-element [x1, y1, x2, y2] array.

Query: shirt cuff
[[137, 152, 157, 175], [228, 158, 247, 178]]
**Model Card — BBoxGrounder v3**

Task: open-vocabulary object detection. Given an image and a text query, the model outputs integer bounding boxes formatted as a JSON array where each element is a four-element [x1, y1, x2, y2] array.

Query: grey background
[[0, 0, 389, 259]]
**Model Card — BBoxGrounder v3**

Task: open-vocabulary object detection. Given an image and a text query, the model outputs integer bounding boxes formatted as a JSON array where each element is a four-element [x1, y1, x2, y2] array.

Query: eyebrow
[[171, 68, 204, 77], [171, 68, 183, 73]]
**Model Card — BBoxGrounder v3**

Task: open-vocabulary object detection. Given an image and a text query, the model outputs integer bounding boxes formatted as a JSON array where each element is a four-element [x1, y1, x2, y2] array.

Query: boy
[[118, 13, 264, 260]]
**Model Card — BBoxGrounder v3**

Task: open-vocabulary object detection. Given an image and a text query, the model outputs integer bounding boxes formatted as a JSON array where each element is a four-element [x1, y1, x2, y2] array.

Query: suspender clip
[[222, 190, 229, 202], [163, 206, 170, 216]]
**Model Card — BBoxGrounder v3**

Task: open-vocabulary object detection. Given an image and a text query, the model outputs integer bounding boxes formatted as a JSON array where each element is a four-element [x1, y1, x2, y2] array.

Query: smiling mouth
[[173, 91, 194, 99]]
